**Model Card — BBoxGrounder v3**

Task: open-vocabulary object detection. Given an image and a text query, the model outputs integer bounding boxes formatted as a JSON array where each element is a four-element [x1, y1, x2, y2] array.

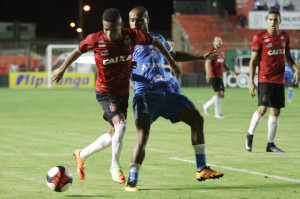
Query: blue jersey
[[285, 54, 295, 84], [131, 32, 177, 94]]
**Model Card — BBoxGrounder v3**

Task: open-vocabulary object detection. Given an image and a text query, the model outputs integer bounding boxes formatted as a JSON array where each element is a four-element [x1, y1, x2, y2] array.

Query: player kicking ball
[[245, 10, 299, 153], [52, 8, 180, 184]]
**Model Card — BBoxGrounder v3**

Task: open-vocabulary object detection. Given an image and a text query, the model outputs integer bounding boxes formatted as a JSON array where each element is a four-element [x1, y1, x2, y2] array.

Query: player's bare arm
[[205, 59, 211, 83], [52, 48, 83, 83], [249, 51, 259, 97], [286, 49, 299, 84], [224, 63, 235, 76], [151, 36, 182, 78], [169, 51, 218, 61]]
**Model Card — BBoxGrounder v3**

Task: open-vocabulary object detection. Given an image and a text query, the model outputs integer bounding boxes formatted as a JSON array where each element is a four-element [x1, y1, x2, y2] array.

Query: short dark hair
[[130, 6, 148, 18], [268, 9, 281, 18], [102, 8, 121, 22]]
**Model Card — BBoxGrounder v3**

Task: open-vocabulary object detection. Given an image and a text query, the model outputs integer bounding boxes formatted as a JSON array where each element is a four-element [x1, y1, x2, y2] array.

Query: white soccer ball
[[46, 166, 72, 192]]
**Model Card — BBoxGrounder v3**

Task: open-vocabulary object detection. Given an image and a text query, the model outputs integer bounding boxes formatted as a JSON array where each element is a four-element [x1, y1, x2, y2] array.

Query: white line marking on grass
[[169, 157, 300, 184]]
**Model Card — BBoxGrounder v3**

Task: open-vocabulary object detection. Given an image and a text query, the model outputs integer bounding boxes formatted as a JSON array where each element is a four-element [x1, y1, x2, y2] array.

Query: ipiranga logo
[[9, 72, 95, 89]]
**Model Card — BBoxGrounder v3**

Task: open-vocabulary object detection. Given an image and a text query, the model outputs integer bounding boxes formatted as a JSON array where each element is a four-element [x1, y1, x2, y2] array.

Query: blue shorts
[[133, 91, 194, 124], [285, 71, 294, 84]]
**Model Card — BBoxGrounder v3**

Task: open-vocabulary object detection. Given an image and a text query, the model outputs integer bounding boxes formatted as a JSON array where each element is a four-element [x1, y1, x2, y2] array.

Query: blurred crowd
[[253, 0, 295, 11], [0, 60, 45, 74]]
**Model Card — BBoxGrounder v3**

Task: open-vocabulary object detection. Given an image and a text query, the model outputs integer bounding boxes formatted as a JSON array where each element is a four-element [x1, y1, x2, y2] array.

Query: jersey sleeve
[[79, 33, 96, 53], [251, 34, 261, 52], [159, 35, 172, 51], [130, 29, 153, 46]]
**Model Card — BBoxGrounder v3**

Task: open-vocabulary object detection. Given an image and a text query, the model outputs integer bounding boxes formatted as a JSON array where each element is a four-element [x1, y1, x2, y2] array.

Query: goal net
[[45, 44, 96, 88]]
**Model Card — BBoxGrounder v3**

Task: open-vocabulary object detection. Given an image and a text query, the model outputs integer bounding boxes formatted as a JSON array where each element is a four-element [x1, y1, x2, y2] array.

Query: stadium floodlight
[[83, 5, 90, 12], [70, 22, 76, 28], [76, 28, 82, 33]]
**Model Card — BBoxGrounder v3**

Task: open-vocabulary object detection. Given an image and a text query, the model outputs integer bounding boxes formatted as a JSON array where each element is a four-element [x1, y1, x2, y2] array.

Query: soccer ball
[[46, 166, 73, 192]]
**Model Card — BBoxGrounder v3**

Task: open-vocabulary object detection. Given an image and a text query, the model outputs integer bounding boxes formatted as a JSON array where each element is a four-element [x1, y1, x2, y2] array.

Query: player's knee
[[191, 110, 204, 127]]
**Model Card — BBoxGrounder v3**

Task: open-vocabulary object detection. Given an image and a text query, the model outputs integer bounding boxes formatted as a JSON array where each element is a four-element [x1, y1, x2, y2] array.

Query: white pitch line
[[169, 157, 300, 184]]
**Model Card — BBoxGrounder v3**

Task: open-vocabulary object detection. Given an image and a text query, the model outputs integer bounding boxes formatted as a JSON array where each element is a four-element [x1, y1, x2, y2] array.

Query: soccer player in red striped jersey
[[52, 8, 181, 183], [202, 36, 235, 119], [245, 10, 299, 153]]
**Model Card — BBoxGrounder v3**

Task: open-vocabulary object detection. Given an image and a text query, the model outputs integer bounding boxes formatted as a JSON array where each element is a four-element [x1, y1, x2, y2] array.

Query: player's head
[[213, 36, 223, 49], [129, 6, 149, 31], [267, 10, 281, 32], [167, 38, 175, 48], [102, 8, 123, 41]]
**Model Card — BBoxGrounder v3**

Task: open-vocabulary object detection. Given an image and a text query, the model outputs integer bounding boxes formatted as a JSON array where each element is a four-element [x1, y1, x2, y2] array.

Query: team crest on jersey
[[266, 43, 272, 48], [281, 41, 286, 47], [98, 39, 106, 47], [110, 103, 117, 112], [281, 35, 285, 40], [101, 50, 109, 56]]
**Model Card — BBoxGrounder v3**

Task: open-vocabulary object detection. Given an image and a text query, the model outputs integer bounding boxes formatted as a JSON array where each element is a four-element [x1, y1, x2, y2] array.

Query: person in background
[[9, 61, 19, 73]]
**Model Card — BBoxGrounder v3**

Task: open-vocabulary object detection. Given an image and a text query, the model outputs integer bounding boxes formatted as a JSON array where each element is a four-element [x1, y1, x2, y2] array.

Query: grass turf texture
[[1, 87, 300, 199]]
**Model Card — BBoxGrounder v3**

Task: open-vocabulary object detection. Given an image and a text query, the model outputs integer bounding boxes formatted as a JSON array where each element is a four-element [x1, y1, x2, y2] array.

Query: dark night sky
[[0, 0, 174, 39]]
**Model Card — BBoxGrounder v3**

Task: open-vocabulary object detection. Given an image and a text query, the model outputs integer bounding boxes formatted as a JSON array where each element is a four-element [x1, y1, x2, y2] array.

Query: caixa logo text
[[16, 74, 91, 88]]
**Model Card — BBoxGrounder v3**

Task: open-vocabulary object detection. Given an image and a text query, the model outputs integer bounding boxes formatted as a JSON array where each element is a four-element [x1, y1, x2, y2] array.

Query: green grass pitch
[[1, 87, 300, 199]]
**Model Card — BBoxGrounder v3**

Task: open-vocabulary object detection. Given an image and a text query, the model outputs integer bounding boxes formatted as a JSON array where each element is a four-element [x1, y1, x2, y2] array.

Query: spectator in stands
[[19, 61, 27, 72], [253, 0, 261, 10], [271, 1, 280, 10], [284, 1, 294, 11], [9, 61, 18, 73], [0, 60, 9, 74], [33, 62, 40, 72], [262, 3, 269, 10], [238, 14, 247, 29]]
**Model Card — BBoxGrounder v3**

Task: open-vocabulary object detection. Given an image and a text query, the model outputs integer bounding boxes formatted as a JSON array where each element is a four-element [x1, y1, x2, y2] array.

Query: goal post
[[46, 44, 78, 88]]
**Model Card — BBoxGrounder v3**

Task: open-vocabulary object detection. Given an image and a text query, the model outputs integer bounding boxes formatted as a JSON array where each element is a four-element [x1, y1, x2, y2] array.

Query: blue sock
[[288, 88, 293, 100], [129, 172, 139, 182], [195, 154, 206, 172]]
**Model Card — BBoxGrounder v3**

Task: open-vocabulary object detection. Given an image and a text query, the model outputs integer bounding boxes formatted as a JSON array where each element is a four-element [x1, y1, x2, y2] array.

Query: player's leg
[[125, 117, 151, 192], [287, 82, 293, 103], [245, 105, 267, 152], [266, 84, 285, 152], [74, 124, 114, 179], [176, 106, 224, 181], [214, 90, 225, 118], [245, 82, 269, 152], [202, 78, 218, 116], [110, 114, 127, 183]]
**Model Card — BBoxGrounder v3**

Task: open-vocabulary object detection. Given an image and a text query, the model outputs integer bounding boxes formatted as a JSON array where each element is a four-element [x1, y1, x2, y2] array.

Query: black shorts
[[210, 78, 225, 92], [257, 83, 285, 108], [96, 91, 129, 126]]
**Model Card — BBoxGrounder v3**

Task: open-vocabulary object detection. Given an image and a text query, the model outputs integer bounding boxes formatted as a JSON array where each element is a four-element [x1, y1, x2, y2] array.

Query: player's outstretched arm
[[170, 51, 217, 62], [286, 49, 299, 84], [52, 48, 83, 83], [151, 36, 182, 78], [249, 51, 259, 98]]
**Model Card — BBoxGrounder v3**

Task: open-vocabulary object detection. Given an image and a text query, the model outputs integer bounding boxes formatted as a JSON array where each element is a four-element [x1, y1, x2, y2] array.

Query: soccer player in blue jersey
[[124, 7, 224, 192], [285, 53, 296, 103]]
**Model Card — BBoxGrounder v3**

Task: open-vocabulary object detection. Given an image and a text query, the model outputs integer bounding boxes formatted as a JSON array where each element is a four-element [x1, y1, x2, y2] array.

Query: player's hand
[[170, 62, 182, 79], [130, 61, 137, 72], [229, 70, 236, 76], [294, 71, 299, 84], [206, 74, 210, 83], [249, 82, 256, 98], [203, 52, 218, 60], [52, 67, 65, 83]]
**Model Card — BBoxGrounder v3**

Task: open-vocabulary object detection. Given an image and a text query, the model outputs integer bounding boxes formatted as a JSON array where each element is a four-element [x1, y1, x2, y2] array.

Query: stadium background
[[1, 1, 300, 198], [1, 0, 299, 89]]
